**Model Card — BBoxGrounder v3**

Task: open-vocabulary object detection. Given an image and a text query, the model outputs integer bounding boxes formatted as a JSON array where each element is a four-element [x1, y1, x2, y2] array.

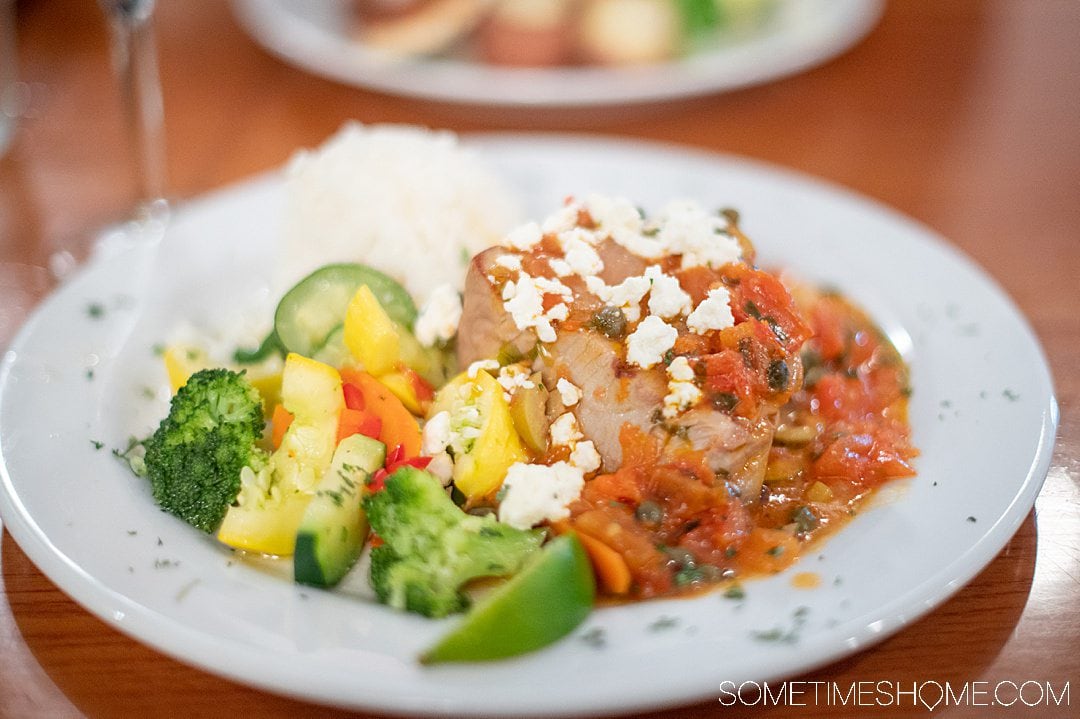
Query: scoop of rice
[[281, 123, 519, 305]]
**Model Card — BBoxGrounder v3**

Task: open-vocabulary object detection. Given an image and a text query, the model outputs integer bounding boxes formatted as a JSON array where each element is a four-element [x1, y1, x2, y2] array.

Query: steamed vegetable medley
[[134, 195, 916, 662]]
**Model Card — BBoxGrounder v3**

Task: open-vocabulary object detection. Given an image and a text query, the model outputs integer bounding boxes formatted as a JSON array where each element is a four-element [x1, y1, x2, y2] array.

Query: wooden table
[[1, 1, 1077, 716]]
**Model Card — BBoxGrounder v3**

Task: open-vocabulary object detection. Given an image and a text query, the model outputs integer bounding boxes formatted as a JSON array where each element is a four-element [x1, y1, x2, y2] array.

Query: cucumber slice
[[294, 434, 386, 588], [274, 264, 417, 358], [232, 329, 284, 365], [311, 325, 352, 368]]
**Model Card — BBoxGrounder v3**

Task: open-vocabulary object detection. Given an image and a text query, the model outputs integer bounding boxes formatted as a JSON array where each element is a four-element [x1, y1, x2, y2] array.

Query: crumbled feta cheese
[[496, 363, 535, 397], [495, 253, 523, 271], [686, 287, 735, 334], [556, 377, 582, 407], [667, 354, 695, 382], [585, 195, 642, 234], [643, 265, 691, 319], [535, 320, 557, 343], [606, 275, 651, 309], [548, 258, 572, 276], [586, 274, 651, 322], [501, 278, 520, 301], [549, 412, 583, 447], [569, 440, 601, 473], [657, 199, 742, 270], [534, 275, 573, 298], [505, 221, 543, 250], [542, 202, 581, 234], [616, 231, 668, 259], [625, 315, 678, 368], [561, 236, 604, 278], [546, 302, 569, 322], [585, 195, 667, 259], [497, 461, 585, 529], [421, 410, 452, 455], [414, 283, 462, 347], [557, 226, 600, 248], [584, 276, 607, 297], [663, 356, 702, 418], [502, 272, 565, 343], [466, 358, 500, 378], [427, 452, 454, 485]]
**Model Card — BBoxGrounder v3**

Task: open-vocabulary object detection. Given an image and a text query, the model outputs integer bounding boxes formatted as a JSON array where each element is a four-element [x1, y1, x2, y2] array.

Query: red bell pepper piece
[[343, 382, 365, 411]]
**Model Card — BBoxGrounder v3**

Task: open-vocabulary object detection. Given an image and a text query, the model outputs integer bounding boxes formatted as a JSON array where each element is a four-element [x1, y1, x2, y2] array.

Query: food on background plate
[[353, 0, 496, 57], [127, 127, 915, 663], [350, 0, 778, 68]]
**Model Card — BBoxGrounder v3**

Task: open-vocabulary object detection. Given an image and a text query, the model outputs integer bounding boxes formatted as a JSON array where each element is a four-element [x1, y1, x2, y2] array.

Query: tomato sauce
[[568, 283, 917, 599]]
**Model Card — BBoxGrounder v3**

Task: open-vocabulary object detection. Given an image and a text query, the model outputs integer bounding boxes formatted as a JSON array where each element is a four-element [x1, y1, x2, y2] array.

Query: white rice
[[280, 123, 519, 305]]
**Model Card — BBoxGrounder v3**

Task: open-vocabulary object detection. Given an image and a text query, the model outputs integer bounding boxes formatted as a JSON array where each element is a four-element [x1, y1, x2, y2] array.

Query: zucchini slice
[[294, 434, 387, 588]]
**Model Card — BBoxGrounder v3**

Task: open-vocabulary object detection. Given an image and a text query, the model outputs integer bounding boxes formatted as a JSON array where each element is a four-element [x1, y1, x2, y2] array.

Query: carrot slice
[[575, 531, 632, 595], [336, 407, 382, 444], [340, 369, 422, 458], [270, 403, 293, 450], [551, 521, 631, 596]]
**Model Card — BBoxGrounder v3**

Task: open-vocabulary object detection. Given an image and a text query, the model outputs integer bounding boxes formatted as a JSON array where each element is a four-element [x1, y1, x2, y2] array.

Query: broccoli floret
[[364, 466, 543, 618], [142, 368, 268, 533]]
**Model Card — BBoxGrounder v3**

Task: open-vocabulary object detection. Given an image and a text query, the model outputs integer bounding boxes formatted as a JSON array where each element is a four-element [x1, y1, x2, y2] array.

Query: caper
[[768, 359, 790, 391], [712, 392, 738, 412], [589, 306, 627, 339], [635, 500, 664, 527], [661, 546, 696, 569], [674, 563, 723, 587], [791, 505, 819, 533]]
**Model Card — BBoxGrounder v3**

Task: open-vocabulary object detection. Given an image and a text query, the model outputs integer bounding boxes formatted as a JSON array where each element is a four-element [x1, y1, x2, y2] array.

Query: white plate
[[0, 135, 1056, 716], [231, 0, 883, 106]]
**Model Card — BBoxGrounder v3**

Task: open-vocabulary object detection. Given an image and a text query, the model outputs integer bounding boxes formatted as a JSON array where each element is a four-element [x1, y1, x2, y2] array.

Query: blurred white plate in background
[[232, 0, 883, 106]]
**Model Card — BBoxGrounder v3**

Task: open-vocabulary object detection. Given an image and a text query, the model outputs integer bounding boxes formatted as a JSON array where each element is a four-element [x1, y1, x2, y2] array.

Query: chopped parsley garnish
[[648, 616, 679, 631], [580, 627, 607, 649], [753, 607, 810, 643], [791, 506, 818, 534], [176, 579, 200, 602], [752, 627, 788, 643]]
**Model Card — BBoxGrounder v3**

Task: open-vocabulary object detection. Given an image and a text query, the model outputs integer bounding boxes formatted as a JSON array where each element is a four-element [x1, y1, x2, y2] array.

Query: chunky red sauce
[[567, 283, 917, 598]]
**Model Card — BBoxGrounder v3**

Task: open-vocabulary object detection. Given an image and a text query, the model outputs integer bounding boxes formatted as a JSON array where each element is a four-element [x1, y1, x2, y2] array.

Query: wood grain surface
[[1, 1, 1077, 717]]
